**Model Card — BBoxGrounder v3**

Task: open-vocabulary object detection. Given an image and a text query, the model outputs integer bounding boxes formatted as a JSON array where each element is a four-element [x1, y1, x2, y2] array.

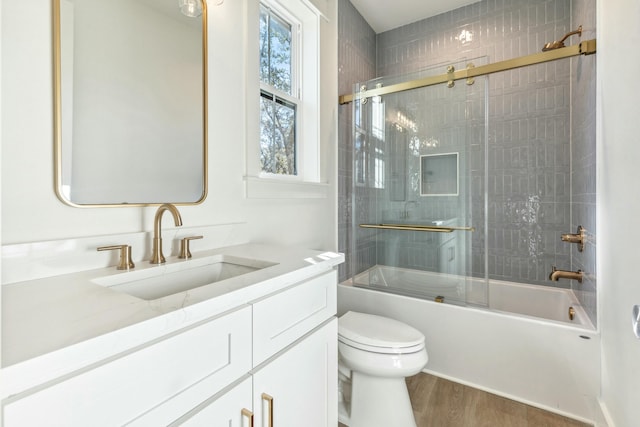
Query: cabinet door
[[175, 377, 253, 427], [252, 319, 337, 427]]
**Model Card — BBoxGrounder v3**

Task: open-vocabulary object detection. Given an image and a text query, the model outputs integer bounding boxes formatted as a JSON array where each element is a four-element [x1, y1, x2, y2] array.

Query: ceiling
[[349, 0, 480, 33]]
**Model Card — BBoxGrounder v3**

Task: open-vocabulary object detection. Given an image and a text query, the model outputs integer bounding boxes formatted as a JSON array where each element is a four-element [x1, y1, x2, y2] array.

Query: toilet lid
[[338, 311, 425, 353]]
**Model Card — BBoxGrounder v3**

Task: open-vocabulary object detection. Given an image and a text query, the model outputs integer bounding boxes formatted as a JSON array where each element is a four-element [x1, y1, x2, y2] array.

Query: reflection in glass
[[178, 0, 202, 17], [350, 59, 487, 306]]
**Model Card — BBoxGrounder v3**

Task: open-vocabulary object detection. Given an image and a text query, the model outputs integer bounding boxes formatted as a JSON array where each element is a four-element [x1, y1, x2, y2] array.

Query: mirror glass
[[54, 0, 207, 206]]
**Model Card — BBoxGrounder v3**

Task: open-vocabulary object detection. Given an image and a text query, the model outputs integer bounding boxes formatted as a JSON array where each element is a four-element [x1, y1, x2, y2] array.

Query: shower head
[[542, 25, 583, 51]]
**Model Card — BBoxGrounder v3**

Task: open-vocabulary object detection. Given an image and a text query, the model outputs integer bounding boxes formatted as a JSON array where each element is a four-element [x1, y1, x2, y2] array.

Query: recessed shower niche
[[420, 153, 459, 197]]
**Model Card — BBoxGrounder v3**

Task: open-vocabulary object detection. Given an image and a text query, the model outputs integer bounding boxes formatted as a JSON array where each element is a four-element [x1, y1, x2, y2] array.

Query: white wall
[[0, 0, 338, 252], [598, 1, 640, 426], [0, 0, 4, 372]]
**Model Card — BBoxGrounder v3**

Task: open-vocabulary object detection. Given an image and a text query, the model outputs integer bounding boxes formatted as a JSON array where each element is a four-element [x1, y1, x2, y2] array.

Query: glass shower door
[[351, 59, 488, 307]]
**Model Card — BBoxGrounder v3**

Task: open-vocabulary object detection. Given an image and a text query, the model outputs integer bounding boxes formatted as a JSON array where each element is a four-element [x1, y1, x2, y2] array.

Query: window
[[259, 4, 298, 176], [246, 0, 325, 198]]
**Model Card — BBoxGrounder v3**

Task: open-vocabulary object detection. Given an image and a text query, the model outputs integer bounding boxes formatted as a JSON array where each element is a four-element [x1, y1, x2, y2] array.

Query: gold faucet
[[151, 203, 183, 264], [549, 266, 583, 283]]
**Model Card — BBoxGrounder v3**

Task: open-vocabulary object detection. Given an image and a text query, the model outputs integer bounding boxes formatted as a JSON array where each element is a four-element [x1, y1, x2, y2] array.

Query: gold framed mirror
[[53, 0, 207, 207]]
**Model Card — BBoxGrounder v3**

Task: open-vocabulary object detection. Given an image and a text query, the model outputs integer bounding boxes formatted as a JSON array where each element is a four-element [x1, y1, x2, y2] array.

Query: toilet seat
[[339, 335, 425, 354], [338, 311, 425, 354]]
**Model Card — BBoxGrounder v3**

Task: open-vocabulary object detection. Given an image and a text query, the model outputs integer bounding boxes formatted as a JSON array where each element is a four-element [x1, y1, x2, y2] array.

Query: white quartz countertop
[[1, 243, 343, 399]]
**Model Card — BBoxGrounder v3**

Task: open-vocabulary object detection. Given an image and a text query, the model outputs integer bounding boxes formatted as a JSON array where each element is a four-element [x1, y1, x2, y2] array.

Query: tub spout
[[549, 266, 583, 283]]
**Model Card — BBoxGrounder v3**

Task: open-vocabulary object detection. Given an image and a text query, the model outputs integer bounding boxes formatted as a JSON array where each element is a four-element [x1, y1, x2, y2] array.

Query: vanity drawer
[[252, 270, 337, 366], [3, 306, 252, 427]]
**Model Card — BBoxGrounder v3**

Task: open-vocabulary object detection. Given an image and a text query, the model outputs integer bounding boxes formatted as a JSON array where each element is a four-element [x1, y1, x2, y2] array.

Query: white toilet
[[337, 311, 428, 427]]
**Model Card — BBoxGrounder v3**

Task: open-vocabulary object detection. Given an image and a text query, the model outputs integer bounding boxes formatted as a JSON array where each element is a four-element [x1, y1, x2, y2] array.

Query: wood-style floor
[[339, 373, 592, 427]]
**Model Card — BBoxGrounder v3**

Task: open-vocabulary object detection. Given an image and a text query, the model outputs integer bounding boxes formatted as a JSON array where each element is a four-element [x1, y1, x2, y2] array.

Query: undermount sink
[[92, 254, 277, 301]]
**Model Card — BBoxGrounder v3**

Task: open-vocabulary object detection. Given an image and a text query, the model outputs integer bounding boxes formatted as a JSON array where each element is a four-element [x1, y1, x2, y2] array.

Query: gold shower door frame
[[339, 39, 596, 105]]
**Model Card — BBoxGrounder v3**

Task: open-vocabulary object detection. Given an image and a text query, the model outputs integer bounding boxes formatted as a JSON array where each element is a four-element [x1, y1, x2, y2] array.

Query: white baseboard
[[596, 399, 615, 427]]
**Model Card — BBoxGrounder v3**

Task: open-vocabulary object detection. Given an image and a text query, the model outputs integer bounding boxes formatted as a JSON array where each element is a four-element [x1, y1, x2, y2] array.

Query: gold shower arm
[[359, 223, 475, 233], [339, 39, 596, 105], [543, 25, 583, 51]]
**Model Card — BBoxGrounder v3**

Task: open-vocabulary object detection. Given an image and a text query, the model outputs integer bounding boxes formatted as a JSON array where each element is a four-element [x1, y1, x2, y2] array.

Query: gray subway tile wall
[[338, 0, 596, 322], [402, 0, 570, 286], [337, 0, 377, 281]]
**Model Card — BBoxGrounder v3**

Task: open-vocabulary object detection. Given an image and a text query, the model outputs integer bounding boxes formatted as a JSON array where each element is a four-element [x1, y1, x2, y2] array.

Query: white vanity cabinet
[[177, 319, 337, 427], [176, 270, 338, 427], [251, 270, 338, 425], [2, 268, 338, 427]]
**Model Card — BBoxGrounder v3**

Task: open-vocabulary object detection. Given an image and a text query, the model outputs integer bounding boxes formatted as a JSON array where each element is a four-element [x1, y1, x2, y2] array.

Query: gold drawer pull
[[241, 408, 254, 427], [262, 393, 274, 427]]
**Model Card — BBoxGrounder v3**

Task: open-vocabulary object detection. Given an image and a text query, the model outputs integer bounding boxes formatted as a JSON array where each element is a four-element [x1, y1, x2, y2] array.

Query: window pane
[[259, 5, 292, 95], [268, 14, 292, 94], [260, 92, 296, 175]]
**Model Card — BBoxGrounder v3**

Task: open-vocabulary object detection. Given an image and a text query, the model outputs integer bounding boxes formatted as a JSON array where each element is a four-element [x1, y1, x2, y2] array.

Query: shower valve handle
[[560, 226, 585, 252]]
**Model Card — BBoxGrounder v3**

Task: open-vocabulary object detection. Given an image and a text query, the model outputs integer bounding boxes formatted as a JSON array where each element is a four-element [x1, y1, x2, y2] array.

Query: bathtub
[[339, 265, 601, 424], [352, 265, 593, 326]]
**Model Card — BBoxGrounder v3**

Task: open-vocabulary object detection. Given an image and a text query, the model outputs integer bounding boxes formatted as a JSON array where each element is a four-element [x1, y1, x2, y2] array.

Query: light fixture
[[179, 0, 203, 18], [455, 29, 473, 44]]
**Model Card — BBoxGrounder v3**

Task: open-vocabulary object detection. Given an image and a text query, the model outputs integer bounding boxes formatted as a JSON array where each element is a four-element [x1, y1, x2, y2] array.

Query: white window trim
[[245, 0, 326, 199]]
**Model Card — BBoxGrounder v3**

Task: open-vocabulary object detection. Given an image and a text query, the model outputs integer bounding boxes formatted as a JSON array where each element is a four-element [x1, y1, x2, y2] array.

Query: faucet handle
[[178, 236, 203, 259], [98, 245, 135, 270]]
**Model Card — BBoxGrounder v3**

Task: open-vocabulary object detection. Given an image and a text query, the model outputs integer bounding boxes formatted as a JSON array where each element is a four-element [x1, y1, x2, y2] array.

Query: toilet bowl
[[337, 311, 428, 427]]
